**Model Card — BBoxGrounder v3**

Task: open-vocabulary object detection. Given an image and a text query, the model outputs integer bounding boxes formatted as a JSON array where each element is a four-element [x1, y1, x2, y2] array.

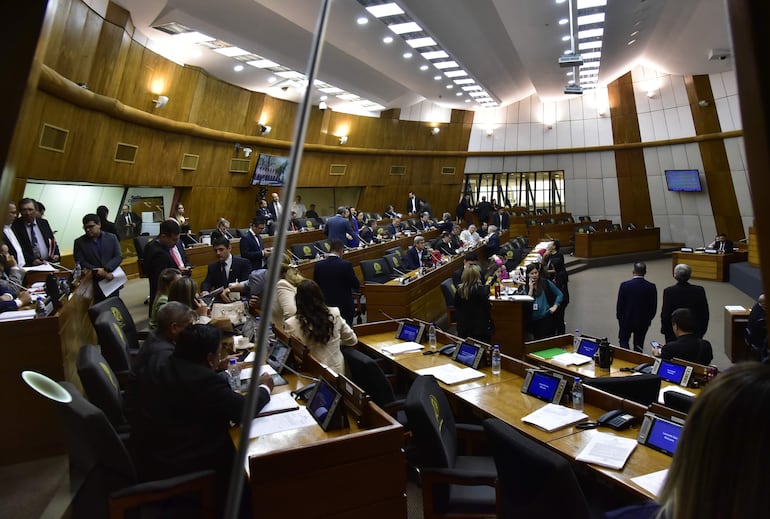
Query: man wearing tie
[[11, 198, 60, 266], [240, 216, 270, 270], [708, 233, 734, 253], [405, 235, 431, 270], [269, 192, 282, 222], [201, 237, 252, 302], [116, 204, 142, 240], [494, 207, 510, 231], [73, 213, 123, 302], [418, 212, 433, 231], [144, 219, 190, 316]]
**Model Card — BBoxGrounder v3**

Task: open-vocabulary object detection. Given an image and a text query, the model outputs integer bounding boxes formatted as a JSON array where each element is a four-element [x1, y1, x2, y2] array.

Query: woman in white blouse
[[271, 262, 304, 329], [285, 280, 357, 374]]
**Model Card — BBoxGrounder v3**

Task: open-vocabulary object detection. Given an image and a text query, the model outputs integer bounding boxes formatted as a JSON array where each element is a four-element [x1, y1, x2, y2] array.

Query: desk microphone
[[286, 249, 302, 266], [47, 262, 74, 273], [269, 355, 319, 382], [313, 244, 327, 257], [391, 266, 408, 277], [379, 309, 405, 324]]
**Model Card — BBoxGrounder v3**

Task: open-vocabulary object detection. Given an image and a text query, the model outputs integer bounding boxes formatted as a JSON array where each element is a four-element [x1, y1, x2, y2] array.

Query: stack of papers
[[551, 352, 593, 366], [576, 432, 637, 470], [382, 341, 424, 355], [256, 391, 300, 417], [416, 364, 485, 385], [521, 403, 588, 432]]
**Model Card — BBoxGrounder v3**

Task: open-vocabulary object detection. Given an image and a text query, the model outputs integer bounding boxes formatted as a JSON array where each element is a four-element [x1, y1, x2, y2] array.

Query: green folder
[[530, 347, 566, 360]]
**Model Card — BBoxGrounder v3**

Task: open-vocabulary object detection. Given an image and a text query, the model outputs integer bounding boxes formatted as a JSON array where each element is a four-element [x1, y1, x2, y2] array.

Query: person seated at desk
[[358, 219, 376, 244], [653, 308, 713, 365], [267, 262, 304, 330], [210, 217, 234, 241], [607, 362, 770, 519], [417, 211, 434, 231], [385, 216, 406, 237], [131, 323, 273, 515], [136, 301, 196, 374], [525, 262, 563, 340], [707, 232, 734, 253], [433, 231, 457, 256], [285, 280, 357, 375], [0, 259, 31, 312], [454, 266, 493, 344], [0, 245, 25, 296], [405, 235, 432, 271], [452, 251, 480, 287], [460, 224, 481, 247], [383, 204, 399, 219], [168, 276, 209, 322], [304, 203, 319, 220], [201, 237, 252, 302], [149, 267, 181, 330], [437, 212, 454, 233], [747, 293, 767, 360]]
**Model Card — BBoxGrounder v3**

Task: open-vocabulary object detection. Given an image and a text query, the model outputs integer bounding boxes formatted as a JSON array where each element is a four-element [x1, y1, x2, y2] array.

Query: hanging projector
[[559, 53, 584, 67], [564, 84, 583, 95]]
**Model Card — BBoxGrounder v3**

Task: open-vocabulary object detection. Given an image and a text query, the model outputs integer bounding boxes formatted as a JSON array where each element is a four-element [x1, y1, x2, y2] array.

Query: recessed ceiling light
[[172, 31, 214, 44], [406, 37, 437, 48], [562, 35, 571, 41], [462, 85, 482, 91], [453, 78, 475, 84], [578, 28, 604, 39], [577, 0, 607, 8], [388, 22, 422, 34], [420, 64, 429, 71], [465, 99, 471, 102], [214, 46, 250, 57], [556, 0, 567, 3], [630, 30, 639, 37], [582, 51, 602, 59], [267, 77, 277, 83], [365, 3, 404, 18], [566, 71, 574, 76], [444, 70, 468, 78], [446, 84, 453, 89], [403, 52, 413, 59], [383, 36, 394, 44], [577, 13, 605, 25], [233, 65, 244, 72], [559, 18, 569, 25], [356, 17, 368, 25], [319, 95, 328, 100], [433, 61, 458, 69], [456, 92, 463, 96], [434, 75, 442, 80], [579, 41, 602, 50], [247, 59, 279, 68], [421, 50, 449, 60]]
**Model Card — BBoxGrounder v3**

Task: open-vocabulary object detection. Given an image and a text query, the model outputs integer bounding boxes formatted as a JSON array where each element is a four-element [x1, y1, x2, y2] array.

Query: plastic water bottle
[[35, 297, 47, 318], [573, 329, 581, 350], [227, 358, 241, 392], [428, 322, 437, 350], [491, 344, 501, 375], [72, 262, 82, 285], [572, 377, 584, 411]]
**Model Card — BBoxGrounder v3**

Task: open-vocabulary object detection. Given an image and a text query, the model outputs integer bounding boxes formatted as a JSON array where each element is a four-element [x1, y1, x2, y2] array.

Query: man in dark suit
[[616, 262, 657, 352], [476, 196, 494, 225], [484, 225, 500, 257], [417, 211, 434, 231], [131, 324, 273, 514], [11, 197, 60, 266], [115, 204, 141, 240], [323, 207, 353, 243], [143, 219, 190, 316], [708, 233, 734, 253], [493, 207, 510, 231], [406, 235, 432, 270], [452, 251, 480, 287], [73, 213, 123, 302], [313, 239, 360, 325], [268, 192, 282, 222], [240, 216, 270, 270], [201, 237, 252, 301], [406, 191, 423, 215], [386, 216, 406, 237], [661, 263, 709, 342], [654, 308, 713, 365]]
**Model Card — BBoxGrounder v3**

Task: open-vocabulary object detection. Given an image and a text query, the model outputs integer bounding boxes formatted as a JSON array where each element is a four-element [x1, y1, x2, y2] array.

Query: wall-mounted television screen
[[664, 169, 702, 192], [251, 153, 289, 186]]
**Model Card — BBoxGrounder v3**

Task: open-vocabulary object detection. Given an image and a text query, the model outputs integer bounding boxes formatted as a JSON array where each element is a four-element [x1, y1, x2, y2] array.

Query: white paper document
[[24, 263, 56, 272], [631, 469, 668, 497], [576, 432, 637, 470], [416, 364, 485, 385], [98, 266, 127, 297], [240, 363, 278, 381], [551, 352, 592, 366], [521, 403, 588, 432], [658, 385, 695, 404], [724, 305, 746, 312], [382, 341, 424, 355], [247, 406, 317, 439], [256, 391, 300, 417], [0, 309, 37, 322]]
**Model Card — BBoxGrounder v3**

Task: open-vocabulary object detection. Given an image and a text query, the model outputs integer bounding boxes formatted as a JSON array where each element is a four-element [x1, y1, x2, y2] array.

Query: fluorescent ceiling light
[[213, 46, 250, 57], [577, 13, 605, 25], [366, 3, 404, 18], [469, 91, 488, 97], [558, 18, 568, 25], [433, 61, 458, 69], [406, 37, 436, 48], [433, 75, 442, 80], [421, 50, 449, 60], [247, 59, 279, 68], [319, 86, 344, 94], [403, 52, 413, 59], [233, 65, 244, 72], [456, 92, 463, 96], [562, 35, 571, 41], [453, 78, 475, 84], [581, 62, 600, 68], [275, 70, 304, 79], [267, 77, 277, 83], [337, 93, 360, 100], [356, 17, 368, 25], [578, 41, 603, 50], [578, 28, 604, 39], [462, 85, 482, 91], [582, 51, 602, 59], [173, 31, 214, 44], [420, 65, 429, 71], [446, 85, 453, 89], [566, 71, 574, 75], [319, 95, 328, 100], [444, 70, 468, 78], [388, 22, 422, 34], [577, 0, 607, 8]]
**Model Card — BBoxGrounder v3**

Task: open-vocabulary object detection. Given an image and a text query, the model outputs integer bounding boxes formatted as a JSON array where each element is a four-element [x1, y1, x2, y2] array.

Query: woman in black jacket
[[454, 266, 493, 343]]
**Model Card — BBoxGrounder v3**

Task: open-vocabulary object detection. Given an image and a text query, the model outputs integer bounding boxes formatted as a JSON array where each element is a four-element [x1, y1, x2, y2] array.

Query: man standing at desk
[[11, 197, 60, 266], [144, 219, 190, 316], [661, 263, 709, 343], [324, 207, 354, 243], [616, 262, 657, 352], [200, 237, 252, 302], [73, 213, 123, 302], [314, 239, 359, 326], [240, 216, 270, 270], [116, 204, 141, 240]]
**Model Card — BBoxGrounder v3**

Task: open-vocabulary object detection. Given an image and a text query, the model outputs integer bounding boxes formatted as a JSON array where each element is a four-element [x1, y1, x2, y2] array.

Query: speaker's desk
[[671, 250, 748, 281], [574, 228, 660, 258]]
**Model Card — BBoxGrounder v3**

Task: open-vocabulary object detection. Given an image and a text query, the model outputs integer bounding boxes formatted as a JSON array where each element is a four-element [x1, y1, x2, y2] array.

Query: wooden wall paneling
[[90, 16, 132, 98], [41, 0, 74, 72], [685, 75, 744, 240], [53, 0, 99, 83], [116, 39, 148, 109]]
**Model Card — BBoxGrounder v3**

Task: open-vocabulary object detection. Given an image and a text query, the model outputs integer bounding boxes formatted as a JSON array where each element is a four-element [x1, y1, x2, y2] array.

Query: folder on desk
[[382, 341, 424, 355], [521, 403, 587, 432], [416, 364, 485, 385], [551, 352, 593, 366], [530, 347, 566, 360]]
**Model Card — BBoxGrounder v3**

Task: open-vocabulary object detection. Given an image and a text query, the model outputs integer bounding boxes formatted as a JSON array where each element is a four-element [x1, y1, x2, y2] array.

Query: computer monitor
[[452, 340, 485, 369], [522, 370, 566, 403], [307, 378, 344, 431], [638, 412, 684, 456], [576, 338, 599, 357]]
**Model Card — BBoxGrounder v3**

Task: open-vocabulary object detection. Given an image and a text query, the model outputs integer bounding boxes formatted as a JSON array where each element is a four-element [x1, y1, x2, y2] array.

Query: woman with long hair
[[525, 262, 563, 339], [454, 266, 493, 343], [167, 275, 208, 321], [285, 280, 357, 374], [149, 267, 181, 329], [271, 262, 304, 329], [172, 203, 191, 234]]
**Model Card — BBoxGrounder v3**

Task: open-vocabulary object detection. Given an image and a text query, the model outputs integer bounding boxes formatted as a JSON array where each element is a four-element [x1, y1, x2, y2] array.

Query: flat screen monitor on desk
[[576, 338, 599, 358], [522, 370, 566, 403], [307, 378, 344, 431], [452, 340, 485, 369], [638, 412, 684, 456], [653, 359, 693, 387], [396, 320, 425, 343]]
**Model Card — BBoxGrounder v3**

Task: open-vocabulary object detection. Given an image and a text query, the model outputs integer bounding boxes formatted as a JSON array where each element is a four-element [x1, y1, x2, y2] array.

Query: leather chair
[[77, 344, 129, 434], [314, 239, 332, 254], [22, 375, 216, 519], [483, 418, 591, 519], [88, 297, 145, 355], [133, 235, 152, 278], [290, 243, 316, 261], [404, 375, 497, 519], [663, 391, 696, 414], [584, 374, 662, 406], [92, 311, 133, 377], [385, 246, 404, 258], [342, 348, 407, 425], [383, 252, 407, 275], [439, 278, 457, 328], [360, 258, 396, 284]]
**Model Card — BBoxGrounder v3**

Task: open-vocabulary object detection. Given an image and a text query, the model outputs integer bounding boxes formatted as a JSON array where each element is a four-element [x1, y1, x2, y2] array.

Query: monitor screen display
[[647, 417, 683, 456], [657, 361, 687, 385], [307, 379, 340, 428], [664, 169, 702, 192], [576, 338, 599, 357], [455, 342, 480, 367], [251, 153, 289, 186], [528, 372, 561, 402], [397, 322, 420, 342]]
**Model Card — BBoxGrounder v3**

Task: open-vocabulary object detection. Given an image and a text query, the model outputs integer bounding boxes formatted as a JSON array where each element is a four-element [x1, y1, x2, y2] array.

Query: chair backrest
[[314, 239, 332, 254], [579, 216, 592, 222], [290, 243, 316, 260], [302, 219, 316, 229], [382, 252, 405, 274], [385, 246, 403, 258], [236, 228, 249, 238], [404, 375, 457, 469], [92, 312, 132, 374], [440, 278, 456, 308], [198, 228, 216, 236], [612, 223, 622, 231], [133, 235, 152, 261], [360, 258, 393, 284], [584, 374, 662, 406], [88, 297, 139, 352], [77, 344, 126, 428], [341, 348, 397, 408], [663, 391, 696, 414], [483, 418, 590, 519]]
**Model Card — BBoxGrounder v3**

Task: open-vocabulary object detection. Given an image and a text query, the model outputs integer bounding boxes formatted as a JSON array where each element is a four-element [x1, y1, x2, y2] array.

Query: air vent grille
[[441, 166, 456, 176], [39, 124, 69, 153], [229, 158, 251, 173], [389, 165, 407, 176], [114, 143, 138, 164], [329, 164, 347, 176], [180, 154, 199, 171]]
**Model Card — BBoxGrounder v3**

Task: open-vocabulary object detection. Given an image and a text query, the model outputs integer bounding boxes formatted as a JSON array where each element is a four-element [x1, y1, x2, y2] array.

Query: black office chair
[[360, 259, 396, 284], [88, 297, 145, 356], [235, 228, 249, 238], [483, 418, 592, 519], [22, 374, 216, 519], [383, 252, 407, 275], [91, 311, 133, 378], [663, 391, 696, 414], [133, 235, 152, 278], [405, 375, 497, 519], [77, 344, 129, 434], [342, 348, 407, 425], [611, 224, 622, 232], [198, 228, 216, 240], [385, 246, 404, 258], [314, 239, 332, 254], [584, 374, 662, 406], [290, 243, 316, 261], [439, 278, 457, 329], [302, 218, 316, 230], [579, 216, 592, 222]]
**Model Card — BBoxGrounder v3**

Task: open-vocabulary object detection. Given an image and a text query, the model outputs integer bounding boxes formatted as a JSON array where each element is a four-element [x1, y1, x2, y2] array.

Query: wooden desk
[[263, 228, 325, 249], [748, 226, 760, 267], [574, 228, 660, 258], [671, 250, 748, 281], [527, 222, 578, 245], [723, 305, 752, 362]]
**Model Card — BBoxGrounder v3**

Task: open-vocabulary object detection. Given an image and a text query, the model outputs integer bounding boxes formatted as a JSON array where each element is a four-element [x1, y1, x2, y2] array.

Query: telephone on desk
[[577, 409, 636, 430]]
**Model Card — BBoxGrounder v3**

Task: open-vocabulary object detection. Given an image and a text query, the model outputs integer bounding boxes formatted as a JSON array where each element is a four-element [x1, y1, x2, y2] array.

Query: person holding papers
[[200, 237, 251, 302], [454, 266, 493, 344], [73, 213, 123, 302], [131, 323, 273, 516]]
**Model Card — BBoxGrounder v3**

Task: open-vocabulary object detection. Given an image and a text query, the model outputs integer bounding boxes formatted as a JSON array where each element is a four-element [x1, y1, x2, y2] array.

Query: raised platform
[[729, 261, 764, 299], [565, 246, 680, 276]]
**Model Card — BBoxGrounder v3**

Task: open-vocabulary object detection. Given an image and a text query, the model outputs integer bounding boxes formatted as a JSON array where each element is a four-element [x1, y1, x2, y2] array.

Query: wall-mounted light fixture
[[243, 147, 252, 158], [319, 101, 328, 111], [152, 95, 169, 109], [431, 127, 440, 136], [258, 124, 272, 136], [338, 135, 348, 145], [646, 90, 657, 98], [698, 99, 710, 107]]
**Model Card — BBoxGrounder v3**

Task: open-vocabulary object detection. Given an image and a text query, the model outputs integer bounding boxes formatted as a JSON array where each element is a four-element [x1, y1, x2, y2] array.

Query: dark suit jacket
[[386, 222, 404, 236], [10, 217, 60, 266], [201, 255, 252, 294], [714, 239, 734, 252], [210, 229, 234, 242], [115, 211, 141, 240], [358, 226, 374, 244], [485, 233, 500, 256], [313, 255, 360, 324], [454, 283, 493, 342], [405, 246, 431, 270], [476, 201, 494, 224], [73, 231, 123, 299], [661, 334, 713, 365], [323, 215, 352, 243], [616, 276, 657, 330], [144, 238, 189, 309], [406, 196, 423, 214], [660, 281, 709, 341], [239, 230, 266, 270], [268, 201, 281, 221], [492, 212, 510, 230]]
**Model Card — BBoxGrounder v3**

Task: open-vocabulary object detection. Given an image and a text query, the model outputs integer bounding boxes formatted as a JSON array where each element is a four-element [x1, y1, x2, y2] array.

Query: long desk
[[574, 228, 661, 258], [671, 250, 748, 281]]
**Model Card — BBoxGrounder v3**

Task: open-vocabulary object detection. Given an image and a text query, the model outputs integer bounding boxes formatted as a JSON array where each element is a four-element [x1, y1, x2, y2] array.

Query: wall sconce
[[431, 127, 440, 136], [243, 147, 252, 158], [319, 101, 328, 111], [646, 90, 657, 98], [258, 124, 272, 136], [698, 99, 710, 107], [152, 95, 169, 109], [338, 135, 348, 145], [485, 128, 494, 136]]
